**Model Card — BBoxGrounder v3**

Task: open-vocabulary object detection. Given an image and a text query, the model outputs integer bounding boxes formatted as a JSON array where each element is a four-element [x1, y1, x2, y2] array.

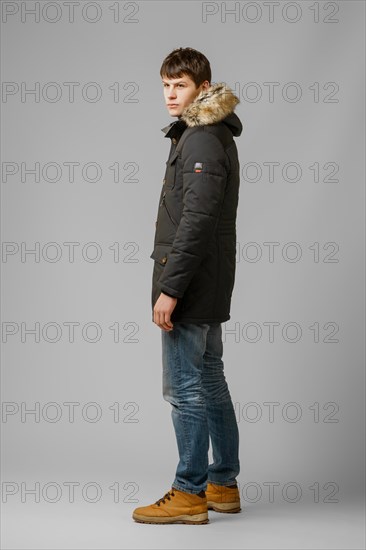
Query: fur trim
[[180, 82, 240, 127]]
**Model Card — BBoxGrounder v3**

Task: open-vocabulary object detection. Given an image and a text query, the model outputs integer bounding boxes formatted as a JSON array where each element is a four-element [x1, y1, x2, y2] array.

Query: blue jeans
[[162, 322, 240, 495]]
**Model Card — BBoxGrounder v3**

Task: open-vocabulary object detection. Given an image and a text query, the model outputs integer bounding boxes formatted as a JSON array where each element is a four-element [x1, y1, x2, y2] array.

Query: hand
[[153, 292, 178, 331]]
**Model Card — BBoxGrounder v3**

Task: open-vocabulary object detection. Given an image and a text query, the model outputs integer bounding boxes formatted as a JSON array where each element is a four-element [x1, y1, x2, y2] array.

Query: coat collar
[[161, 82, 242, 138], [161, 119, 187, 139]]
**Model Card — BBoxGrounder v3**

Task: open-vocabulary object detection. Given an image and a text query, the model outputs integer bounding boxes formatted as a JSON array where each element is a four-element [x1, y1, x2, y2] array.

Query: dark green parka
[[151, 82, 243, 324]]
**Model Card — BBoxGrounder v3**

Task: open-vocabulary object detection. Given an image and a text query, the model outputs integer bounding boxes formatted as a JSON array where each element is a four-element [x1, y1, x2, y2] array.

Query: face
[[162, 74, 210, 117]]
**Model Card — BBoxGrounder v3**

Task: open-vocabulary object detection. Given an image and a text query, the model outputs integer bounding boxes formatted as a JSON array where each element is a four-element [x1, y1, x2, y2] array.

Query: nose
[[167, 87, 177, 99]]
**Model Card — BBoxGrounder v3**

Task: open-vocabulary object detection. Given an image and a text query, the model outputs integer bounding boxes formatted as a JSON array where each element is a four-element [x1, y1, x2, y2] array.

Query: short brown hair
[[160, 47, 211, 88]]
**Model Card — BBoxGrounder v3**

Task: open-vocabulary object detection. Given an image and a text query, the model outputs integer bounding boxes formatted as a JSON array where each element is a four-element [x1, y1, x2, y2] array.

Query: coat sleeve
[[158, 130, 228, 299]]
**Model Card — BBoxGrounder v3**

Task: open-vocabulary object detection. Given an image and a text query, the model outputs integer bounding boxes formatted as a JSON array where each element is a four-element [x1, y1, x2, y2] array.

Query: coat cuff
[[160, 285, 183, 299]]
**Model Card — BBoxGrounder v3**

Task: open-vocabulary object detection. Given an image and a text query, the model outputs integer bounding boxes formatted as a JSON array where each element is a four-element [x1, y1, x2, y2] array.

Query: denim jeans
[[161, 321, 240, 495]]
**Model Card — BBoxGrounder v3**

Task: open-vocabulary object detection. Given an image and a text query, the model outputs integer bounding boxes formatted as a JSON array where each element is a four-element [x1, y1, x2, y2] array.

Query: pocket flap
[[166, 150, 179, 166], [150, 243, 172, 265]]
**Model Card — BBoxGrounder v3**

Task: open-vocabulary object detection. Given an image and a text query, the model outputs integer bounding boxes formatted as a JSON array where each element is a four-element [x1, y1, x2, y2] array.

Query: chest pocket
[[164, 150, 179, 190]]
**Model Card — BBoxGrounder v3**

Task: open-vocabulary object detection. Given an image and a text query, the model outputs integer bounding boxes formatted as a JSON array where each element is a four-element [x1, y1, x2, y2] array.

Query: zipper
[[160, 191, 178, 226]]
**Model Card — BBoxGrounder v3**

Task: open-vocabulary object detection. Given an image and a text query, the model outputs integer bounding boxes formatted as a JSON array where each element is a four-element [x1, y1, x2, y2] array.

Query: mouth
[[167, 104, 179, 108]]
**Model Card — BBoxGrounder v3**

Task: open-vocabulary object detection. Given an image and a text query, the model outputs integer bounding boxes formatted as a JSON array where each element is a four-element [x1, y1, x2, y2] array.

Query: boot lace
[[155, 489, 176, 506]]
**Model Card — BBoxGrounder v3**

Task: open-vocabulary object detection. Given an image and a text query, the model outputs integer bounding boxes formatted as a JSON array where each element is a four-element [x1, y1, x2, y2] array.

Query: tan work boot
[[132, 487, 209, 524], [206, 482, 241, 513]]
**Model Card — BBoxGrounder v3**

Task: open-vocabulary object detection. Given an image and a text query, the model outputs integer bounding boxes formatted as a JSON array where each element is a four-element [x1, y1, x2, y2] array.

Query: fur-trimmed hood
[[180, 82, 242, 136]]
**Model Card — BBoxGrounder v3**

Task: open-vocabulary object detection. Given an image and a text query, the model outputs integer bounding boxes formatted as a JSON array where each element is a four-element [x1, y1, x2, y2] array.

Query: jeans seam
[[206, 482, 238, 490], [174, 330, 192, 470], [171, 483, 205, 495]]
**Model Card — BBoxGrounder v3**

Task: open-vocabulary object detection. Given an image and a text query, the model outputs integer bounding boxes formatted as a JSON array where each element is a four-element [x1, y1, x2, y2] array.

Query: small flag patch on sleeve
[[194, 162, 203, 173]]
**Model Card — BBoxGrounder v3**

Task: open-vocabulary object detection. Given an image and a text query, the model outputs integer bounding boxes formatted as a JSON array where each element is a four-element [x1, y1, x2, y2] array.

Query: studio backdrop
[[1, 1, 365, 549]]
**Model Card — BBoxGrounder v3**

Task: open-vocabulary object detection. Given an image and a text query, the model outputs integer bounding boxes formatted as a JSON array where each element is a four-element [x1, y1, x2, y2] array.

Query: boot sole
[[207, 501, 241, 513], [132, 512, 209, 524]]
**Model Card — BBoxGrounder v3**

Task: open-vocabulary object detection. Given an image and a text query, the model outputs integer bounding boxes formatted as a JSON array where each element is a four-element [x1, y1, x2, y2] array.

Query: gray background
[[1, 0, 365, 548]]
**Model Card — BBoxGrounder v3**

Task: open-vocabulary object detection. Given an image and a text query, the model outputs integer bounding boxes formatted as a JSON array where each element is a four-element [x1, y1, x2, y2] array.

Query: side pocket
[[150, 243, 173, 266], [150, 243, 174, 309]]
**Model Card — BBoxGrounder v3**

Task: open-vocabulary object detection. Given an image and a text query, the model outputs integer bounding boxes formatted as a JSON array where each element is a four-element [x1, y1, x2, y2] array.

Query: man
[[133, 47, 243, 525]]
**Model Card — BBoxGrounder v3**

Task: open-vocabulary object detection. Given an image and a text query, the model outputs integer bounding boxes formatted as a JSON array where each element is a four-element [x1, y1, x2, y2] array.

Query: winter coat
[[150, 82, 243, 324]]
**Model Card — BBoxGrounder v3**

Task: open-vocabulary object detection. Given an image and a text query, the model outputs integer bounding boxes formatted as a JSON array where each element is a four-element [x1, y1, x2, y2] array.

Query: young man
[[133, 47, 243, 525]]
